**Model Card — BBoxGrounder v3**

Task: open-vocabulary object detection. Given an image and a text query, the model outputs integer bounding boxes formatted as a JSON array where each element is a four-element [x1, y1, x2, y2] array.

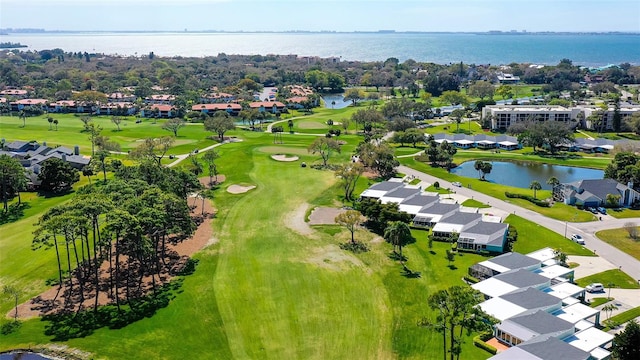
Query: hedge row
[[504, 192, 550, 207], [473, 333, 497, 355]]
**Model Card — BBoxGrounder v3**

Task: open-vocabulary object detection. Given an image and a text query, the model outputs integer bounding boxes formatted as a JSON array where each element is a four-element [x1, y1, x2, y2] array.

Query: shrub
[[473, 333, 497, 355], [504, 192, 550, 207], [463, 275, 480, 284], [433, 181, 440, 189], [339, 241, 369, 253]]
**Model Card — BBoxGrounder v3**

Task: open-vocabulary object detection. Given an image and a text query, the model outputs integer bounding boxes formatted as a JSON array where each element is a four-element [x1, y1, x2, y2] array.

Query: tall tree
[[0, 154, 26, 212], [343, 88, 365, 106], [2, 285, 20, 321], [421, 286, 493, 360], [335, 210, 366, 245], [335, 162, 364, 201], [612, 320, 640, 360], [383, 221, 415, 260], [111, 116, 124, 131], [449, 109, 466, 132], [308, 137, 341, 167], [202, 149, 220, 186], [37, 158, 80, 193], [467, 80, 494, 100], [162, 118, 186, 137], [130, 137, 174, 166], [204, 112, 235, 141], [529, 180, 542, 199]]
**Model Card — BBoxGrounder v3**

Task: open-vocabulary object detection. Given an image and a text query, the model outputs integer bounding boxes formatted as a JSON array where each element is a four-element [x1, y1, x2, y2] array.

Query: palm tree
[[602, 303, 618, 320], [47, 116, 54, 130], [547, 176, 560, 189], [383, 221, 414, 261], [82, 165, 94, 185], [530, 180, 542, 199], [53, 119, 59, 130]]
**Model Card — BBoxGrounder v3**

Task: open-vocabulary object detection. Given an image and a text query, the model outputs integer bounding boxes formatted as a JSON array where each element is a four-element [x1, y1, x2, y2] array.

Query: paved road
[[397, 164, 640, 282]]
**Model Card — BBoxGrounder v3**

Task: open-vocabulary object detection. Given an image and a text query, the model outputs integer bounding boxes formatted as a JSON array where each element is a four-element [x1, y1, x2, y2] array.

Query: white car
[[452, 181, 462, 187], [570, 234, 585, 245], [585, 283, 604, 293]]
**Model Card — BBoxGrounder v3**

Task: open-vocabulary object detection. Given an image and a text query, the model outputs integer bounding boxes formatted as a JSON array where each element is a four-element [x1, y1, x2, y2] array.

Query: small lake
[[321, 95, 351, 109], [0, 353, 50, 360], [450, 161, 604, 189]]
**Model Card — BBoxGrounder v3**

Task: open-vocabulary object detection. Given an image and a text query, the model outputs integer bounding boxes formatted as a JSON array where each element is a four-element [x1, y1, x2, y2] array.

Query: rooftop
[[500, 287, 559, 310], [497, 310, 574, 341], [494, 269, 549, 289]]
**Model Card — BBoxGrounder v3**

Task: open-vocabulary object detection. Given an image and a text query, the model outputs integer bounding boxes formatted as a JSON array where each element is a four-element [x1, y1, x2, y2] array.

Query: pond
[[450, 161, 604, 189], [0, 353, 51, 360], [321, 94, 351, 109]]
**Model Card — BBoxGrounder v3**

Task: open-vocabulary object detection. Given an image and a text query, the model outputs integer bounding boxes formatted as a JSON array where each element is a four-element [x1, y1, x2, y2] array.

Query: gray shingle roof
[[500, 287, 559, 310], [368, 181, 405, 191], [439, 212, 482, 225], [495, 269, 549, 289], [400, 194, 439, 206], [417, 202, 459, 215], [499, 310, 573, 338], [518, 337, 590, 360], [383, 187, 421, 199], [459, 222, 509, 245], [489, 252, 539, 270]]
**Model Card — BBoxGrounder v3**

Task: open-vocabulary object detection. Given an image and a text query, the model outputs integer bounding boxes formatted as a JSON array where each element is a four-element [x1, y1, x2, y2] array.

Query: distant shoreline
[[1, 30, 639, 36]]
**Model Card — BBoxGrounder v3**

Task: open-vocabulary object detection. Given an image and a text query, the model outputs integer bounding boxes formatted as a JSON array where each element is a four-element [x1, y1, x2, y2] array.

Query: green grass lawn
[[607, 208, 640, 219], [461, 199, 491, 208], [595, 227, 640, 261], [0, 130, 493, 359], [400, 157, 597, 222], [575, 269, 640, 289], [588, 297, 612, 308], [505, 215, 595, 256]]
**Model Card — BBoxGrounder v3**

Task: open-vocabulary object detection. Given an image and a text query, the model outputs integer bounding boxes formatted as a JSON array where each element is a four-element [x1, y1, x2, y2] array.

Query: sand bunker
[[227, 184, 256, 194], [271, 154, 299, 162]]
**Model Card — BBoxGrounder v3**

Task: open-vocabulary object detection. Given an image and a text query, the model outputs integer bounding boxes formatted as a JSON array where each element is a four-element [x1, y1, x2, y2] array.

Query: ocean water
[[1, 32, 639, 66]]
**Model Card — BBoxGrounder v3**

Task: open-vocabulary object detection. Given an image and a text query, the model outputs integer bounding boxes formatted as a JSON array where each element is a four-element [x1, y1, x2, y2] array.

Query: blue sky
[[1, 0, 639, 32]]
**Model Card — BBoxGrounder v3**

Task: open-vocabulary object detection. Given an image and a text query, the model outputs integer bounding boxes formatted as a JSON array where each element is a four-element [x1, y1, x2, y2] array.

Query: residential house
[[141, 104, 176, 118], [0, 89, 28, 98], [108, 92, 136, 103], [200, 92, 235, 103], [482, 105, 578, 130], [145, 94, 176, 105], [359, 180, 405, 200], [378, 187, 421, 205], [489, 336, 591, 360], [555, 178, 640, 208], [191, 103, 242, 116], [473, 269, 551, 300], [10, 98, 48, 112], [412, 203, 460, 227], [431, 212, 482, 237], [497, 73, 520, 84], [249, 101, 287, 114], [457, 221, 509, 253], [479, 287, 562, 321], [494, 310, 575, 346], [398, 194, 439, 216], [469, 251, 542, 280]]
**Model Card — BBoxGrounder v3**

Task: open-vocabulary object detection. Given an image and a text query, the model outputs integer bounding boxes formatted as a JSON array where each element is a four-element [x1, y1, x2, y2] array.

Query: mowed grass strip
[[596, 227, 640, 261], [505, 215, 595, 256], [575, 269, 640, 289]]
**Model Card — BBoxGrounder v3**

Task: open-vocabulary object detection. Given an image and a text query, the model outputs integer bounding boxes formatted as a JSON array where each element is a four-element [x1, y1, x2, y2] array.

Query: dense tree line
[[32, 160, 200, 314]]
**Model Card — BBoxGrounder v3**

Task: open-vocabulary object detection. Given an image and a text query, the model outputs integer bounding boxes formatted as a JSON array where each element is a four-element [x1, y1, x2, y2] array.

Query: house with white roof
[[398, 194, 439, 216], [457, 221, 510, 253], [474, 270, 552, 300], [379, 187, 421, 205], [359, 180, 405, 200], [469, 251, 542, 280], [431, 212, 482, 237], [412, 203, 460, 227]]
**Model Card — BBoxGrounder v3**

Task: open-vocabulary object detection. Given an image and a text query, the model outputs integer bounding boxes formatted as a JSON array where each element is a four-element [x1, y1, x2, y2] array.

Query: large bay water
[[450, 160, 604, 189], [1, 32, 638, 66]]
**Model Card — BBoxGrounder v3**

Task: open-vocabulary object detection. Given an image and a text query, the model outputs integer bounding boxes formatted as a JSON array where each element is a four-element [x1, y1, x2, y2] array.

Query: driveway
[[397, 165, 640, 281]]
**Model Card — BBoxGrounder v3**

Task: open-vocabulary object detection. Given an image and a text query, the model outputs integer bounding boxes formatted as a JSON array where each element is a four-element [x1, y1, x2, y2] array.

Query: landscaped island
[[1, 48, 640, 359], [0, 42, 27, 49]]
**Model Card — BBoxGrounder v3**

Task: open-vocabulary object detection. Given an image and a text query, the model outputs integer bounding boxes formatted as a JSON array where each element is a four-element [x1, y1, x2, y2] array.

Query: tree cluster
[[32, 162, 200, 315], [507, 120, 574, 153], [604, 152, 640, 190], [356, 198, 412, 235], [355, 140, 399, 179], [422, 137, 457, 170]]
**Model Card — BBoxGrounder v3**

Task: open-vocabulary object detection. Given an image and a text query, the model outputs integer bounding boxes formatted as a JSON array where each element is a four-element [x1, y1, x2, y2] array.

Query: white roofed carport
[[478, 297, 527, 321], [472, 277, 519, 298]]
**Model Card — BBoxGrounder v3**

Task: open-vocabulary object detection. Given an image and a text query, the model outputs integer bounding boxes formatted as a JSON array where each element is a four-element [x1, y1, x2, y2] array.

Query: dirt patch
[[271, 154, 299, 162], [227, 184, 256, 194], [10, 196, 217, 320], [306, 245, 365, 271], [297, 121, 328, 130], [308, 207, 347, 225], [198, 175, 226, 188], [258, 146, 309, 156], [286, 203, 314, 236]]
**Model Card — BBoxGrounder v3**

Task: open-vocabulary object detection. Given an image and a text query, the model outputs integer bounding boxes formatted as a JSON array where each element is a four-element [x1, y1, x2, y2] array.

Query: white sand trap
[[227, 184, 256, 194], [271, 154, 299, 162]]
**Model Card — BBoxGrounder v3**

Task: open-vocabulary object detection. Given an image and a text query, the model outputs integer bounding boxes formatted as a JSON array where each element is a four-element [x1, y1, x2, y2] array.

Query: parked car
[[452, 181, 462, 187], [585, 283, 604, 293], [589, 207, 598, 214], [597, 207, 607, 215], [570, 234, 585, 245]]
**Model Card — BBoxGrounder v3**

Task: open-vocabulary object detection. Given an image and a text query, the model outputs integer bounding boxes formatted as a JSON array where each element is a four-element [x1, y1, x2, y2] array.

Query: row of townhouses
[[469, 250, 613, 360], [360, 179, 510, 253]]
